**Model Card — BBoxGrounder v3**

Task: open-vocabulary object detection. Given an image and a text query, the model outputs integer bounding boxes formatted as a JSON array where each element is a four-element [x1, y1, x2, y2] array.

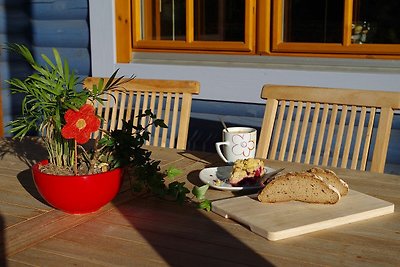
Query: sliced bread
[[258, 172, 341, 204], [306, 167, 349, 196]]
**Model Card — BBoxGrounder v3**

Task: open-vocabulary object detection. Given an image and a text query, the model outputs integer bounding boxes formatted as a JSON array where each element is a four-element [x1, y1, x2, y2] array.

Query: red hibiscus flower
[[61, 104, 100, 144]]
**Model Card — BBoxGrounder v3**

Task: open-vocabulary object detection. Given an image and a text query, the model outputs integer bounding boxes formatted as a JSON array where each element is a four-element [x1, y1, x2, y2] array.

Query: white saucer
[[199, 166, 275, 191]]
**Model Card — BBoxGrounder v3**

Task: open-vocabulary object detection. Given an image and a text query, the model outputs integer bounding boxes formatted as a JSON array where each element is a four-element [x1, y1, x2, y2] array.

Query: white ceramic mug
[[215, 127, 257, 164]]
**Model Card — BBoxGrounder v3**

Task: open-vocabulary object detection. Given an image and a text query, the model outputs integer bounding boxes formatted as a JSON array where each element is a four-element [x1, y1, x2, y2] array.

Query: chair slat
[[256, 99, 279, 159], [117, 92, 126, 130], [322, 104, 338, 166], [161, 93, 172, 148], [146, 92, 157, 141], [132, 92, 141, 127], [109, 91, 120, 132], [92, 100, 104, 139], [269, 100, 286, 159], [304, 102, 320, 163], [313, 103, 329, 165], [169, 93, 180, 148], [141, 92, 149, 138], [125, 91, 134, 121], [341, 105, 357, 168], [101, 93, 112, 135], [153, 93, 163, 147], [360, 107, 376, 170], [287, 101, 302, 161], [371, 107, 394, 172], [351, 107, 367, 169], [278, 101, 295, 161], [295, 102, 310, 163], [176, 93, 194, 149], [332, 105, 348, 167]]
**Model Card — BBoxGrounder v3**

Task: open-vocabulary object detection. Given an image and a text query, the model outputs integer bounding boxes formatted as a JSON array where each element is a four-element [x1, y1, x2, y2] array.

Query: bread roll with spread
[[229, 158, 265, 186]]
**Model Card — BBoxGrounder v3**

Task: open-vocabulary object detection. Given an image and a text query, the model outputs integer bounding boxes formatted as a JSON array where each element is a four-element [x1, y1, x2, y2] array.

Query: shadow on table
[[0, 137, 47, 167], [0, 137, 49, 205], [0, 214, 7, 267], [113, 150, 274, 266], [16, 169, 48, 206]]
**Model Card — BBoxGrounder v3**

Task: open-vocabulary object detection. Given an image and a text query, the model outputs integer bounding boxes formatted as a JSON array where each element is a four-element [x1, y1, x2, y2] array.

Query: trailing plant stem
[[43, 121, 75, 167]]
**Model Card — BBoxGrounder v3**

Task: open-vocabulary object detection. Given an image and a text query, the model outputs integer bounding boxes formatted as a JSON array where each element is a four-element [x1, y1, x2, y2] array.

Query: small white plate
[[199, 166, 275, 191]]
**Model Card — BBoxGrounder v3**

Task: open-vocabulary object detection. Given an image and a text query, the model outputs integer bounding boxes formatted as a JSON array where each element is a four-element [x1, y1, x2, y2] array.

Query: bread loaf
[[258, 172, 341, 204], [306, 167, 349, 196]]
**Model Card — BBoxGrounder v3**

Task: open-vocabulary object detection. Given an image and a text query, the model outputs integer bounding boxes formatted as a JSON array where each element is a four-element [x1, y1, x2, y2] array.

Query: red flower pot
[[32, 160, 123, 214]]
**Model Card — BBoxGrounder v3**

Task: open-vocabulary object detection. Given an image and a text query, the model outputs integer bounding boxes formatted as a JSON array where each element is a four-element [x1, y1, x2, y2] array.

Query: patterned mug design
[[231, 133, 256, 157], [215, 127, 257, 163]]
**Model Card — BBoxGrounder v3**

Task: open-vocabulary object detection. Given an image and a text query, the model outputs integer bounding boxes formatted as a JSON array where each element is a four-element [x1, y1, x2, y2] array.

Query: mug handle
[[215, 141, 229, 163]]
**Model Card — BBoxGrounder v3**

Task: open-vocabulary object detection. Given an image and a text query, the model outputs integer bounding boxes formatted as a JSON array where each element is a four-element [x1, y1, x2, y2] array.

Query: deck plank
[[0, 190, 50, 211], [0, 202, 44, 220], [8, 247, 105, 267], [5, 208, 116, 256]]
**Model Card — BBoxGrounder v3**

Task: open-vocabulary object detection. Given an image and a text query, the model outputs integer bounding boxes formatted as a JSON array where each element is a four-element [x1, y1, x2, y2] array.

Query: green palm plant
[[5, 44, 125, 169], [5, 44, 211, 210]]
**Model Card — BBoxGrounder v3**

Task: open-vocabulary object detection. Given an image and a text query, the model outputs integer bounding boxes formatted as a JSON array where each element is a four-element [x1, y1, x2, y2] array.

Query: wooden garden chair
[[84, 77, 200, 150], [256, 84, 400, 173]]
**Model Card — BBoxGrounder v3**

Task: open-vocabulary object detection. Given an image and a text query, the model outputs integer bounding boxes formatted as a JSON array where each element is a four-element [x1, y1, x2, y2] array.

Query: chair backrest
[[84, 77, 200, 150], [256, 84, 400, 173]]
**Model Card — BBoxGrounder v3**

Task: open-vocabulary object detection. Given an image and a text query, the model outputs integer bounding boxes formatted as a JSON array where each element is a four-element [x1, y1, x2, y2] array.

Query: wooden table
[[0, 138, 399, 266]]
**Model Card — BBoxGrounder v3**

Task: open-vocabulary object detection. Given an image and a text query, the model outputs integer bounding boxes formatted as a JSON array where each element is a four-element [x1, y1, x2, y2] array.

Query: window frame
[[131, 0, 256, 53], [115, 0, 400, 62], [271, 0, 400, 56]]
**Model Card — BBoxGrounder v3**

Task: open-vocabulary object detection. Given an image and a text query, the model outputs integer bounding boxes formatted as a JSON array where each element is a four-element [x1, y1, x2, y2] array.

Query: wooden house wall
[[1, 0, 90, 131]]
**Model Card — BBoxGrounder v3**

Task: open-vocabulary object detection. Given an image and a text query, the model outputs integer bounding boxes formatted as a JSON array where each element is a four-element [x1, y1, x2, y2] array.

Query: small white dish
[[199, 166, 275, 191]]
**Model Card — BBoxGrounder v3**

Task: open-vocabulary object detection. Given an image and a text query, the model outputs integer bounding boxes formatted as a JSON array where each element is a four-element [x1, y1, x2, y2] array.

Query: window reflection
[[143, 0, 186, 41], [353, 0, 400, 44], [283, 0, 343, 43], [194, 0, 245, 42]]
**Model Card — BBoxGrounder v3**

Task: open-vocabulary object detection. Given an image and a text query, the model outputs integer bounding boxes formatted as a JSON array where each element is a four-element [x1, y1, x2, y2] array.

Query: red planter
[[32, 160, 123, 214]]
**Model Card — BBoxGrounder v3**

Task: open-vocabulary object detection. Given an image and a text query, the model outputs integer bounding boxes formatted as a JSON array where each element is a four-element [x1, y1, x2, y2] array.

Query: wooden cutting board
[[212, 190, 394, 241]]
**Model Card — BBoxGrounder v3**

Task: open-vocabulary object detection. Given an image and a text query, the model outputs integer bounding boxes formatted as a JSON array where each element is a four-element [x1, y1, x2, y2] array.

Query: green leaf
[[198, 199, 212, 212], [154, 119, 168, 128], [41, 53, 57, 71], [166, 167, 182, 180], [53, 48, 64, 76], [63, 60, 70, 82], [192, 184, 209, 201], [6, 43, 35, 66]]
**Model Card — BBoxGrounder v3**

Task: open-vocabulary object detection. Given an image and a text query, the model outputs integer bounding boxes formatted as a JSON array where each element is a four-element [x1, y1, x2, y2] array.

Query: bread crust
[[258, 172, 341, 204], [307, 167, 349, 196]]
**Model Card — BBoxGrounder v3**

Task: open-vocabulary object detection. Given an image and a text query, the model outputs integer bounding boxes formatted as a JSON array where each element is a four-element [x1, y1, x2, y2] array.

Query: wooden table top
[[0, 138, 399, 266]]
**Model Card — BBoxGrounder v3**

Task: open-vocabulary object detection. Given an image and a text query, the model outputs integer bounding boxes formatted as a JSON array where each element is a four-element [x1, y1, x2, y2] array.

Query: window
[[131, 0, 255, 52], [115, 0, 400, 61], [272, 0, 400, 56]]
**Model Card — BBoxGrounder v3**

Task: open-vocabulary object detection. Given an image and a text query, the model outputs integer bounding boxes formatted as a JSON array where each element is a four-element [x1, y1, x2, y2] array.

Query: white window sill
[[132, 52, 400, 74]]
